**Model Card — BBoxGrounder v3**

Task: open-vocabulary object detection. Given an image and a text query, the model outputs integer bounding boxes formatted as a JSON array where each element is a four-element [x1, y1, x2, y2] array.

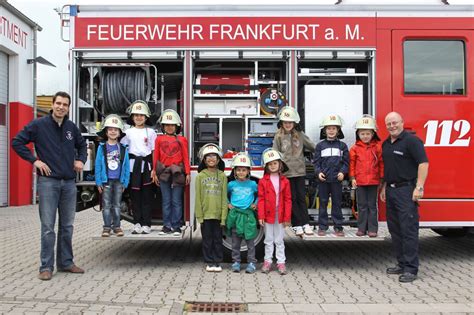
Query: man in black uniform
[[380, 112, 428, 283]]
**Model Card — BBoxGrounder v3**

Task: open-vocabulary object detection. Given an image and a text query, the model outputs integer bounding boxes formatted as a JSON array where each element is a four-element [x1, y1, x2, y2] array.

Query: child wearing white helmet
[[152, 109, 191, 236], [313, 114, 349, 237], [257, 149, 292, 275], [349, 115, 384, 237], [95, 114, 130, 237], [120, 100, 157, 234], [273, 106, 315, 237], [194, 143, 228, 272], [225, 153, 258, 274]]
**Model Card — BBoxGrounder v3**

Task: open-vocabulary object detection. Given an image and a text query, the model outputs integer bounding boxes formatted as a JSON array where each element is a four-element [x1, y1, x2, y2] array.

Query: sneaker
[[159, 226, 172, 235], [368, 232, 378, 238], [142, 226, 151, 234], [317, 229, 326, 236], [245, 262, 256, 274], [303, 224, 314, 235], [102, 228, 111, 237], [294, 226, 304, 236], [213, 264, 222, 272], [173, 227, 182, 236], [356, 230, 366, 237], [277, 263, 287, 275], [261, 261, 272, 274], [334, 229, 345, 237], [231, 262, 241, 273], [206, 265, 214, 272], [132, 223, 142, 234], [113, 227, 124, 237]]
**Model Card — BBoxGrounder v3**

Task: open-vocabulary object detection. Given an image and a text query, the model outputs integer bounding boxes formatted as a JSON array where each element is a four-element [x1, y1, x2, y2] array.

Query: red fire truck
[[60, 3, 473, 251]]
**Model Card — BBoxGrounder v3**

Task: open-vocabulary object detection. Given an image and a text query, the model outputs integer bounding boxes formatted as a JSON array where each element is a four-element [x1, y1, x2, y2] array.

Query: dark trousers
[[231, 229, 256, 264], [318, 181, 343, 230], [130, 184, 153, 227], [289, 176, 310, 226], [356, 185, 379, 233], [386, 185, 419, 275], [201, 219, 223, 264]]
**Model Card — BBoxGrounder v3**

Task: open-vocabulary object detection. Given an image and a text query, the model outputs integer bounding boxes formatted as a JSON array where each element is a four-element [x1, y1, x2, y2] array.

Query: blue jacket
[[11, 113, 87, 180], [95, 142, 130, 188], [313, 139, 349, 182]]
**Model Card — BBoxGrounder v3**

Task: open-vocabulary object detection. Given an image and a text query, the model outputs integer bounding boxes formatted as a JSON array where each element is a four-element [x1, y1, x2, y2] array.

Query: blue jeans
[[159, 180, 183, 230], [102, 179, 123, 229], [37, 176, 77, 273]]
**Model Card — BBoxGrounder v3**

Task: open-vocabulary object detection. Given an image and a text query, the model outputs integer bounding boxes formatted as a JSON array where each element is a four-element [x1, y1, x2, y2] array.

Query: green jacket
[[194, 169, 228, 225], [226, 207, 258, 240]]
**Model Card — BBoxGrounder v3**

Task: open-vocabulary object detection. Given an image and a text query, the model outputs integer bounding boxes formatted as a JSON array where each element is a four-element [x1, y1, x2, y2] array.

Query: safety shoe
[[245, 262, 256, 274], [102, 228, 111, 237], [113, 227, 124, 237], [38, 270, 52, 281], [294, 226, 304, 236], [261, 261, 272, 274], [399, 272, 417, 283], [132, 223, 142, 234], [303, 224, 314, 235], [386, 266, 404, 275], [277, 263, 287, 275], [231, 262, 241, 273], [317, 229, 326, 236], [159, 226, 172, 235], [356, 230, 366, 237]]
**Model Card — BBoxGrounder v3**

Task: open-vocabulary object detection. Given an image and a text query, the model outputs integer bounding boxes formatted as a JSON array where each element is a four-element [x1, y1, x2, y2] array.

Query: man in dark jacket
[[12, 91, 87, 281], [380, 112, 428, 283]]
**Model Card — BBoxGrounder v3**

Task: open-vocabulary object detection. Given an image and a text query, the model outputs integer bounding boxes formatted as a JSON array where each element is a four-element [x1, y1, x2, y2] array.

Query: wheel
[[431, 227, 469, 237], [223, 226, 265, 263]]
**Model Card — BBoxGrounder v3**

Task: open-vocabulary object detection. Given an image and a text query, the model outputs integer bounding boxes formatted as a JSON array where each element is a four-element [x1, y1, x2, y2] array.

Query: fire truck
[[60, 3, 473, 252]]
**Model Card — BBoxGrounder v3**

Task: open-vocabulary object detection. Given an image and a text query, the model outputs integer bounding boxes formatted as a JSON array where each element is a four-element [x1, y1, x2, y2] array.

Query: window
[[404, 40, 465, 95]]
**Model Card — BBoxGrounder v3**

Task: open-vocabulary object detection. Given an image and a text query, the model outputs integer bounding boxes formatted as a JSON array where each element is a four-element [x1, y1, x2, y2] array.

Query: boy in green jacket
[[195, 143, 228, 272]]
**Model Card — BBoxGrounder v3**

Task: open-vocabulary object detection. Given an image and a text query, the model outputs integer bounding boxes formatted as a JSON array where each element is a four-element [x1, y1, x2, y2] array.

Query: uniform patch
[[66, 131, 73, 140], [393, 150, 404, 156]]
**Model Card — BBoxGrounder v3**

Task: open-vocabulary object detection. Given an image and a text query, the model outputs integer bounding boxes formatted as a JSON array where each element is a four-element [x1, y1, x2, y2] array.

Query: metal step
[[92, 226, 188, 241], [287, 227, 390, 241]]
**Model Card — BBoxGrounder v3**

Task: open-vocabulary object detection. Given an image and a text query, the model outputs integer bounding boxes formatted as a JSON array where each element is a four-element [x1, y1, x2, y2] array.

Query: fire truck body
[[62, 4, 474, 241]]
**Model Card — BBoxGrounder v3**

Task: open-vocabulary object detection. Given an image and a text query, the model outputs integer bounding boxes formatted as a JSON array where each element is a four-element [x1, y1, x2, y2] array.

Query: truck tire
[[432, 227, 469, 237], [222, 226, 265, 263]]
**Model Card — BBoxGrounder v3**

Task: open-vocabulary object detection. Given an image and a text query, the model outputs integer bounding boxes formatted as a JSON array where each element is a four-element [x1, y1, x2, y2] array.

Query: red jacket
[[349, 139, 384, 186], [257, 173, 292, 224], [153, 134, 191, 175]]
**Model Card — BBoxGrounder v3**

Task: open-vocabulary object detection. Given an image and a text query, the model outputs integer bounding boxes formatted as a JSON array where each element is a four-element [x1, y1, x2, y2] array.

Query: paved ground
[[0, 205, 472, 314]]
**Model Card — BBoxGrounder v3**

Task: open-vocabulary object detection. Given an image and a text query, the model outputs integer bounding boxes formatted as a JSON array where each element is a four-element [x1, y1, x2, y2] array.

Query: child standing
[[313, 115, 349, 237], [258, 149, 292, 275], [349, 115, 384, 237], [121, 100, 157, 234], [273, 106, 315, 236], [195, 143, 228, 272], [152, 109, 191, 236], [95, 114, 130, 237], [226, 153, 258, 274]]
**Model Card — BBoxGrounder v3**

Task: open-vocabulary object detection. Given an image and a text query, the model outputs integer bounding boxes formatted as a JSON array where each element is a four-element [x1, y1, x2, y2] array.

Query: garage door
[[0, 51, 8, 206]]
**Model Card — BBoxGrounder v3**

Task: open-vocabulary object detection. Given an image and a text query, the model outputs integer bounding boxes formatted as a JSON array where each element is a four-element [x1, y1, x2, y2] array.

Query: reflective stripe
[[321, 147, 342, 157]]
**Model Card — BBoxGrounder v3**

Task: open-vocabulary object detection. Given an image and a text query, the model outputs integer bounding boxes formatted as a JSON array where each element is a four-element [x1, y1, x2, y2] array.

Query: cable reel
[[260, 88, 287, 116]]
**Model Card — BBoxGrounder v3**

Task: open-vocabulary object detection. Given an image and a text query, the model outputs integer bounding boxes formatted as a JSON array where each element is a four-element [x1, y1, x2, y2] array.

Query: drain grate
[[184, 301, 248, 313]]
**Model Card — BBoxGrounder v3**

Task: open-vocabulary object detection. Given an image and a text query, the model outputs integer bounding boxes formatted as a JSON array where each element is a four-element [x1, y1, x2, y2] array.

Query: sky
[[6, 0, 473, 95]]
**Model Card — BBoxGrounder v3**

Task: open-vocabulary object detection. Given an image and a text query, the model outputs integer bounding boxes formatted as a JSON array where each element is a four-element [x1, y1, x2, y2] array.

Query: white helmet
[[101, 114, 124, 132], [231, 152, 252, 168], [127, 100, 151, 117], [198, 143, 223, 161], [261, 148, 288, 172], [159, 109, 182, 126], [320, 114, 344, 127], [355, 115, 377, 130], [278, 106, 300, 124]]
